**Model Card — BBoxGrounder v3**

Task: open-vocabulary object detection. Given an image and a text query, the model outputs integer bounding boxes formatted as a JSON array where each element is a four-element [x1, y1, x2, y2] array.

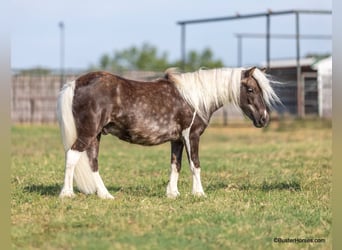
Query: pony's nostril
[[259, 111, 270, 126]]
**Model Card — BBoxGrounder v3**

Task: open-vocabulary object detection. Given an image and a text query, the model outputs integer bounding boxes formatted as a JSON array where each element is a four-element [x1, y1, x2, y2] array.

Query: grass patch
[[11, 122, 332, 249]]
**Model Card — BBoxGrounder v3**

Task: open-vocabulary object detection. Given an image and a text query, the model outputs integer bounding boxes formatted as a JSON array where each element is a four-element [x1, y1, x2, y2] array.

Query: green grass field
[[11, 120, 332, 249]]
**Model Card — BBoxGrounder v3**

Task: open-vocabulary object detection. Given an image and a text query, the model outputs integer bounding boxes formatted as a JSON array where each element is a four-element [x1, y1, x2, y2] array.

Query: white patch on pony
[[264, 109, 268, 119], [248, 104, 256, 114], [189, 161, 205, 196], [181, 111, 197, 141], [116, 84, 122, 105], [166, 163, 180, 198], [181, 111, 206, 197], [93, 172, 114, 199], [59, 149, 81, 198]]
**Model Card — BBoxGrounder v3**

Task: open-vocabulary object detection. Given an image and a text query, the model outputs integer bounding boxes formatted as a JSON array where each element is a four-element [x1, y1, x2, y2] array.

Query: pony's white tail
[[56, 81, 97, 194]]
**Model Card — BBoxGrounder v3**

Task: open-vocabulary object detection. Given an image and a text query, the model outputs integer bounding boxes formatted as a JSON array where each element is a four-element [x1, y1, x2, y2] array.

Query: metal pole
[[237, 35, 242, 67], [181, 24, 186, 70], [223, 108, 228, 126], [295, 12, 304, 117], [59, 21, 65, 88], [266, 13, 271, 69]]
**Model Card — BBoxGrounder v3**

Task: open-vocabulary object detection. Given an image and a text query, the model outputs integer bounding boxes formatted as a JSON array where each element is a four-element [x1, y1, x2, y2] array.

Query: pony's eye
[[247, 87, 253, 93]]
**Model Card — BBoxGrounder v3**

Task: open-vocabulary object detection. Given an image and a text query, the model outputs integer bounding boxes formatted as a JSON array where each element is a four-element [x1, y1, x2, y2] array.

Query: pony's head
[[239, 67, 279, 128]]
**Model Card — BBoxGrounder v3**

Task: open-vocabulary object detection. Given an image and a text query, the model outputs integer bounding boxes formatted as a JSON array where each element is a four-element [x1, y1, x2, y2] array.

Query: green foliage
[[11, 123, 332, 249], [18, 67, 52, 75], [116, 43, 169, 71], [175, 48, 224, 71], [94, 43, 224, 72], [95, 43, 169, 72]]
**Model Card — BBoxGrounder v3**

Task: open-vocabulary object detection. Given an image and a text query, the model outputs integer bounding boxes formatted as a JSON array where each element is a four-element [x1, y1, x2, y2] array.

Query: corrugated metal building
[[264, 57, 332, 118]]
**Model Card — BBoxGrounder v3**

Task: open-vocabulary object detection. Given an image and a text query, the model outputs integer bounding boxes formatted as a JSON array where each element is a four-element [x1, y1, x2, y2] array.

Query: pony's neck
[[205, 100, 226, 123]]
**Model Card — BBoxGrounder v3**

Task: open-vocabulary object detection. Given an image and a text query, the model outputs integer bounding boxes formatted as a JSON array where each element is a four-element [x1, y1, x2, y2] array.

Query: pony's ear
[[244, 67, 256, 78]]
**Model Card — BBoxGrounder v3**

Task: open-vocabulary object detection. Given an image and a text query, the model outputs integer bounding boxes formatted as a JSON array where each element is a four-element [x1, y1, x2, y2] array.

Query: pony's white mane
[[167, 67, 280, 123]]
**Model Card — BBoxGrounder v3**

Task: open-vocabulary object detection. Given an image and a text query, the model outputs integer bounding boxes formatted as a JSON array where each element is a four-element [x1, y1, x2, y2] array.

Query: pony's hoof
[[59, 189, 75, 198], [97, 192, 114, 199], [192, 191, 206, 197], [166, 191, 180, 198]]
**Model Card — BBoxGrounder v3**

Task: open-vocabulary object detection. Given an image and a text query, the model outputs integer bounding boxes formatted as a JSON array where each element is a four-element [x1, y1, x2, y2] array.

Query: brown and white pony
[[57, 67, 279, 199]]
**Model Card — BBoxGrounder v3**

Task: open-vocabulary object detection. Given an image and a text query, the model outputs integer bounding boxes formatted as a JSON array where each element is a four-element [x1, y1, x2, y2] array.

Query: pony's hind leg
[[166, 140, 184, 198], [60, 133, 113, 199], [60, 149, 82, 198], [86, 134, 114, 199]]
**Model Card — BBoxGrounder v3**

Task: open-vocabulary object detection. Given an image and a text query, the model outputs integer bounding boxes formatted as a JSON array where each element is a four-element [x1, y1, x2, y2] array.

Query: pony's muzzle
[[254, 110, 269, 128]]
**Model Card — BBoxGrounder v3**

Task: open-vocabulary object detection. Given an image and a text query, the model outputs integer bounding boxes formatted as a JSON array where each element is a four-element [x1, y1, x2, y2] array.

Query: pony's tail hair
[[56, 81, 97, 194]]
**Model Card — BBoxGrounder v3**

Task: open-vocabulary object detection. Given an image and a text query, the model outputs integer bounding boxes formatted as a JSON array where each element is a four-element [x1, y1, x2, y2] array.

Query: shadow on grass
[[207, 179, 301, 192], [240, 180, 302, 192], [23, 184, 124, 197], [23, 182, 167, 197], [24, 184, 61, 196], [108, 181, 167, 198], [23, 182, 167, 198], [24, 180, 301, 198]]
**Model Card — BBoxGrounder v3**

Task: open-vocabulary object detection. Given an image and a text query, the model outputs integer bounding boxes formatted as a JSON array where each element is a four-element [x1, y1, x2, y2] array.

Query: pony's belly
[[102, 121, 181, 146]]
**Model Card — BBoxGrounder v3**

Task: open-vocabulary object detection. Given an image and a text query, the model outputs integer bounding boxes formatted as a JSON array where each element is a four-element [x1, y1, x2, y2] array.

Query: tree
[[99, 54, 111, 70], [97, 43, 169, 72], [19, 67, 52, 75], [95, 43, 224, 72], [176, 48, 224, 71]]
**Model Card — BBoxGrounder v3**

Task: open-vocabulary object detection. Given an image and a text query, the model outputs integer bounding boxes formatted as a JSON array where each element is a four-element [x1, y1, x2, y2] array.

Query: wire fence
[[11, 71, 163, 124], [11, 69, 330, 124]]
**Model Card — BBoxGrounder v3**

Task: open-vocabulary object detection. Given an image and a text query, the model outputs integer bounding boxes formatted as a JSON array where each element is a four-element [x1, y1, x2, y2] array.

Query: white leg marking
[[93, 172, 114, 199], [190, 161, 206, 196], [166, 163, 180, 198], [182, 112, 206, 197], [60, 149, 81, 198]]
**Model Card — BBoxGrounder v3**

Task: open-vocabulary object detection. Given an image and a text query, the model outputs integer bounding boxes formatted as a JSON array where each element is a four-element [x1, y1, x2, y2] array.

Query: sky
[[11, 0, 332, 70]]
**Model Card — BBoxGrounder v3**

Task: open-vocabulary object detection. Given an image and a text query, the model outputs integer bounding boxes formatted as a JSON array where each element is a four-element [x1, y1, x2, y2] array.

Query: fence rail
[[11, 70, 328, 124], [12, 75, 71, 123], [11, 71, 164, 124]]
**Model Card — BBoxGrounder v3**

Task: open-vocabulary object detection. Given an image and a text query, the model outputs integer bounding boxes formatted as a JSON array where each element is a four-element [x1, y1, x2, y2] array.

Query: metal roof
[[261, 57, 317, 68]]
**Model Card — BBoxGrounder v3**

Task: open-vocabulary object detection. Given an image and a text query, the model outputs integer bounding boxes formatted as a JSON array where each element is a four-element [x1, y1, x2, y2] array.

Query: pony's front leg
[[60, 149, 82, 198], [183, 133, 206, 197], [166, 140, 184, 198]]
